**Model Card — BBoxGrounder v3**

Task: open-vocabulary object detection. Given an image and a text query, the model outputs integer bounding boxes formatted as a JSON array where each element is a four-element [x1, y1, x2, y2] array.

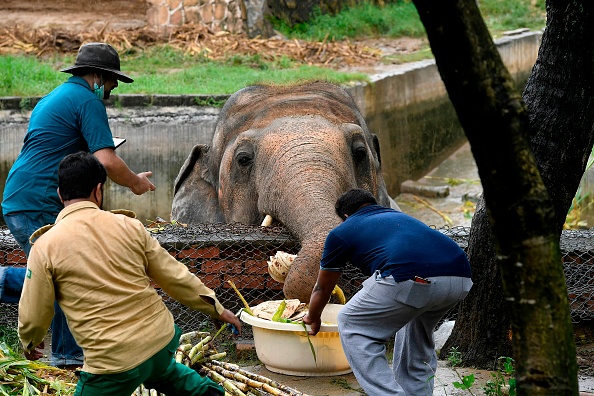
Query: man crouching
[[18, 151, 240, 396]]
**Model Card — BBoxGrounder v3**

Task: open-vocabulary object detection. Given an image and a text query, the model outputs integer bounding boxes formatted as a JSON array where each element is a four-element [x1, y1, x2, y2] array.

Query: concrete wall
[[0, 31, 542, 223], [349, 30, 542, 194]]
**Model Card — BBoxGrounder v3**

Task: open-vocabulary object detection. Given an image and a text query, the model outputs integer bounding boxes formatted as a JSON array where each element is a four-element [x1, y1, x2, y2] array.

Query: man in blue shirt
[[304, 189, 473, 395], [1, 42, 156, 368]]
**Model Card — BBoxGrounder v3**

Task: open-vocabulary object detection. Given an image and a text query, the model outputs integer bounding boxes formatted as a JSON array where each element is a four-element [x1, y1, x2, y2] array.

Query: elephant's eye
[[236, 151, 253, 167], [352, 142, 368, 163]]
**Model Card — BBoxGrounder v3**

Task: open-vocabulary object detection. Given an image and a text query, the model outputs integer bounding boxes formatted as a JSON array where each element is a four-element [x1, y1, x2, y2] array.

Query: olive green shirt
[[19, 201, 224, 374]]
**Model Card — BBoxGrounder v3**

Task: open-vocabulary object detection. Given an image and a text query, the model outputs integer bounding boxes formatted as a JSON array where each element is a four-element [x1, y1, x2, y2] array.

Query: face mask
[[93, 82, 105, 100]]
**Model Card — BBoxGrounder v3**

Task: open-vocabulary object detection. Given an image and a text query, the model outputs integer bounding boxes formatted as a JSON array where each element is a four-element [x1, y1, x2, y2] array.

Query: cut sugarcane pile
[[133, 330, 311, 396], [203, 360, 310, 396]]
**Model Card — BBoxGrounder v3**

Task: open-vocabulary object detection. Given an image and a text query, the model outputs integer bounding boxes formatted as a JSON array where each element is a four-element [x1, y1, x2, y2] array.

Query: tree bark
[[412, 0, 581, 394], [525, 0, 594, 231]]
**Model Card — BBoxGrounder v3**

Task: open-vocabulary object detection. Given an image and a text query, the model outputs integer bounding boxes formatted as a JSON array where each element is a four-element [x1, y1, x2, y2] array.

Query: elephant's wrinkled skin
[[171, 81, 398, 302]]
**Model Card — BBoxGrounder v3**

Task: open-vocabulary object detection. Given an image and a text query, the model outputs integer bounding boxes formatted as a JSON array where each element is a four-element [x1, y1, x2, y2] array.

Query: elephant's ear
[[171, 144, 224, 223], [370, 134, 400, 211], [174, 144, 208, 194], [372, 133, 382, 166]]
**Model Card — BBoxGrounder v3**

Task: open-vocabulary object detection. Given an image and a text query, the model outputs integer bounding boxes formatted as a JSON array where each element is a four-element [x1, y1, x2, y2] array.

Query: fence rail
[[1, 225, 593, 336]]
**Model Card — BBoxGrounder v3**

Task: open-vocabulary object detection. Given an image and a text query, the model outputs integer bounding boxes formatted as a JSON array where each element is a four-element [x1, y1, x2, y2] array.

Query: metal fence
[[1, 225, 593, 338]]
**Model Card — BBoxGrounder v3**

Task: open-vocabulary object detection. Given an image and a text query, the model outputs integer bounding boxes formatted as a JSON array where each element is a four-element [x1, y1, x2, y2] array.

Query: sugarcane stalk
[[191, 350, 206, 365], [204, 364, 286, 395], [210, 317, 231, 343], [208, 361, 309, 396], [229, 380, 249, 392], [175, 343, 192, 363], [204, 352, 227, 362], [205, 364, 262, 388], [271, 300, 287, 322], [227, 280, 254, 315], [300, 321, 317, 364], [188, 336, 212, 360], [204, 367, 247, 396], [179, 330, 210, 344]]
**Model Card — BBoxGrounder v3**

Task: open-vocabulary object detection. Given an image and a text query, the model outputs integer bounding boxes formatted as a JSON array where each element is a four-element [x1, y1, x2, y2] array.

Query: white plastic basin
[[240, 304, 352, 376]]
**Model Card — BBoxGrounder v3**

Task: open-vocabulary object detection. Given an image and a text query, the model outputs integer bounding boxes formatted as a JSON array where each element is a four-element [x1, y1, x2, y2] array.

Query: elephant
[[171, 81, 399, 302]]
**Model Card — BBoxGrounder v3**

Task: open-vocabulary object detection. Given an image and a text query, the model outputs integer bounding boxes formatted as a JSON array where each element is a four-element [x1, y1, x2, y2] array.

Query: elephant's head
[[172, 81, 398, 302]]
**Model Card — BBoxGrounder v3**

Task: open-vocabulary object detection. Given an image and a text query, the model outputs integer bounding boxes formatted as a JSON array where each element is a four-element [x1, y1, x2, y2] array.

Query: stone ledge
[[401, 179, 450, 198], [0, 94, 231, 111]]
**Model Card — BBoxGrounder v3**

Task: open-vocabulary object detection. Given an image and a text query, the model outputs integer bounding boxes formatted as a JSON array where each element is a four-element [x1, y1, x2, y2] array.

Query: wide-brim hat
[[60, 42, 134, 83]]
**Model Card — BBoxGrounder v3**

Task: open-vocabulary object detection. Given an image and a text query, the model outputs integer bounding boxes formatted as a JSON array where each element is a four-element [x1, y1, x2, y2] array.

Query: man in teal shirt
[[1, 42, 155, 367]]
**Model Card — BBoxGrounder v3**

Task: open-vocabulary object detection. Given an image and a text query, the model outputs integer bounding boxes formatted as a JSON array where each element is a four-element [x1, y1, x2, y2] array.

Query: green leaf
[[453, 374, 475, 390], [453, 381, 466, 389], [300, 322, 317, 364], [508, 378, 517, 396], [463, 374, 475, 387], [271, 300, 287, 322]]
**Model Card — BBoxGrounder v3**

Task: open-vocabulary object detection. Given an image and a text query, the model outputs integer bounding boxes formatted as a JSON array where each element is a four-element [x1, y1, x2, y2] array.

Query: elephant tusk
[[261, 214, 274, 227]]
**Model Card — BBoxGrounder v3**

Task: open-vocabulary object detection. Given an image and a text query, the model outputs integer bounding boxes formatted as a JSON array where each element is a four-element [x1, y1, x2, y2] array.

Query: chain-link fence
[[1, 224, 593, 337]]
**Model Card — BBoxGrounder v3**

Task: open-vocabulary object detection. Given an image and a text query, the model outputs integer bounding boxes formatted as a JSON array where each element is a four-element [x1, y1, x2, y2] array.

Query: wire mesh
[[1, 224, 593, 337]]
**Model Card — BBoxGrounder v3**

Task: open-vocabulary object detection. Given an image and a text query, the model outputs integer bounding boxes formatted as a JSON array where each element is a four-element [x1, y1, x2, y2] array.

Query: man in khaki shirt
[[19, 151, 241, 396]]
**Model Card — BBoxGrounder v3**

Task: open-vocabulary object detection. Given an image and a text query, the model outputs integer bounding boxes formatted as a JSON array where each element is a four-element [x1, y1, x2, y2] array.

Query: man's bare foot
[[24, 341, 45, 360]]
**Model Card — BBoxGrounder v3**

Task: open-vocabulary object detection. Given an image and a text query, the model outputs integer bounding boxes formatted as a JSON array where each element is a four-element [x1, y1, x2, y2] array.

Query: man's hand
[[304, 269, 341, 336], [130, 171, 156, 195], [24, 341, 45, 361], [214, 309, 242, 336], [93, 149, 156, 195], [303, 313, 321, 336]]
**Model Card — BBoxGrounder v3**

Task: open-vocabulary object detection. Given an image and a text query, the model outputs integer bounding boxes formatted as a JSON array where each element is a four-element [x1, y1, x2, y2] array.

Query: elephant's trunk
[[268, 192, 343, 302], [283, 237, 336, 302], [256, 125, 355, 302]]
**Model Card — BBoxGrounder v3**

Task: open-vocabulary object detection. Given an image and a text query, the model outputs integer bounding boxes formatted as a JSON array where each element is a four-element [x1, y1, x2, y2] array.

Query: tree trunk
[[412, 0, 581, 394], [525, 0, 594, 231], [444, 199, 513, 367]]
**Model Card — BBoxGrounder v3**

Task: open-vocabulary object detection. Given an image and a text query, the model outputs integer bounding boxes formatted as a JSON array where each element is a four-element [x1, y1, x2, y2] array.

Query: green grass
[[116, 63, 369, 95], [0, 0, 546, 98], [273, 0, 545, 40], [271, 1, 426, 41], [0, 50, 369, 97], [478, 0, 547, 36], [0, 55, 71, 97]]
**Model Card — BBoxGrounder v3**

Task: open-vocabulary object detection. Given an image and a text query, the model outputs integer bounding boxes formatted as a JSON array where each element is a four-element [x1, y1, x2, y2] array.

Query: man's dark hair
[[58, 152, 107, 201], [335, 189, 378, 220]]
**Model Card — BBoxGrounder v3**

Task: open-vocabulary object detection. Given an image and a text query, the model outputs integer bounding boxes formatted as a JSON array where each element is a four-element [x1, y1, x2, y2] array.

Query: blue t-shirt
[[320, 205, 471, 281], [2, 76, 115, 216]]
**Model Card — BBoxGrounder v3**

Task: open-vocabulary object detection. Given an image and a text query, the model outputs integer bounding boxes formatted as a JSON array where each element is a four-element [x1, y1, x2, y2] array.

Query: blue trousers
[[3, 211, 84, 366], [0, 267, 26, 304], [338, 272, 473, 396]]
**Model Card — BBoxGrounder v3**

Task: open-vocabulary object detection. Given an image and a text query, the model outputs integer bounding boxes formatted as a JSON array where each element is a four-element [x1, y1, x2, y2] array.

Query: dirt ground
[[0, 1, 425, 70], [4, 4, 594, 394]]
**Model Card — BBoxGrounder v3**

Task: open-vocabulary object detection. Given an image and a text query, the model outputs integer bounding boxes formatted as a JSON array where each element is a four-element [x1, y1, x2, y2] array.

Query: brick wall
[[0, 242, 285, 294]]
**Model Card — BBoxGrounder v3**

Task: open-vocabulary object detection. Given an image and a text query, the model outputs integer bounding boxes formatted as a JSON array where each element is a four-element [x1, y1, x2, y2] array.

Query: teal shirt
[[2, 76, 115, 216]]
